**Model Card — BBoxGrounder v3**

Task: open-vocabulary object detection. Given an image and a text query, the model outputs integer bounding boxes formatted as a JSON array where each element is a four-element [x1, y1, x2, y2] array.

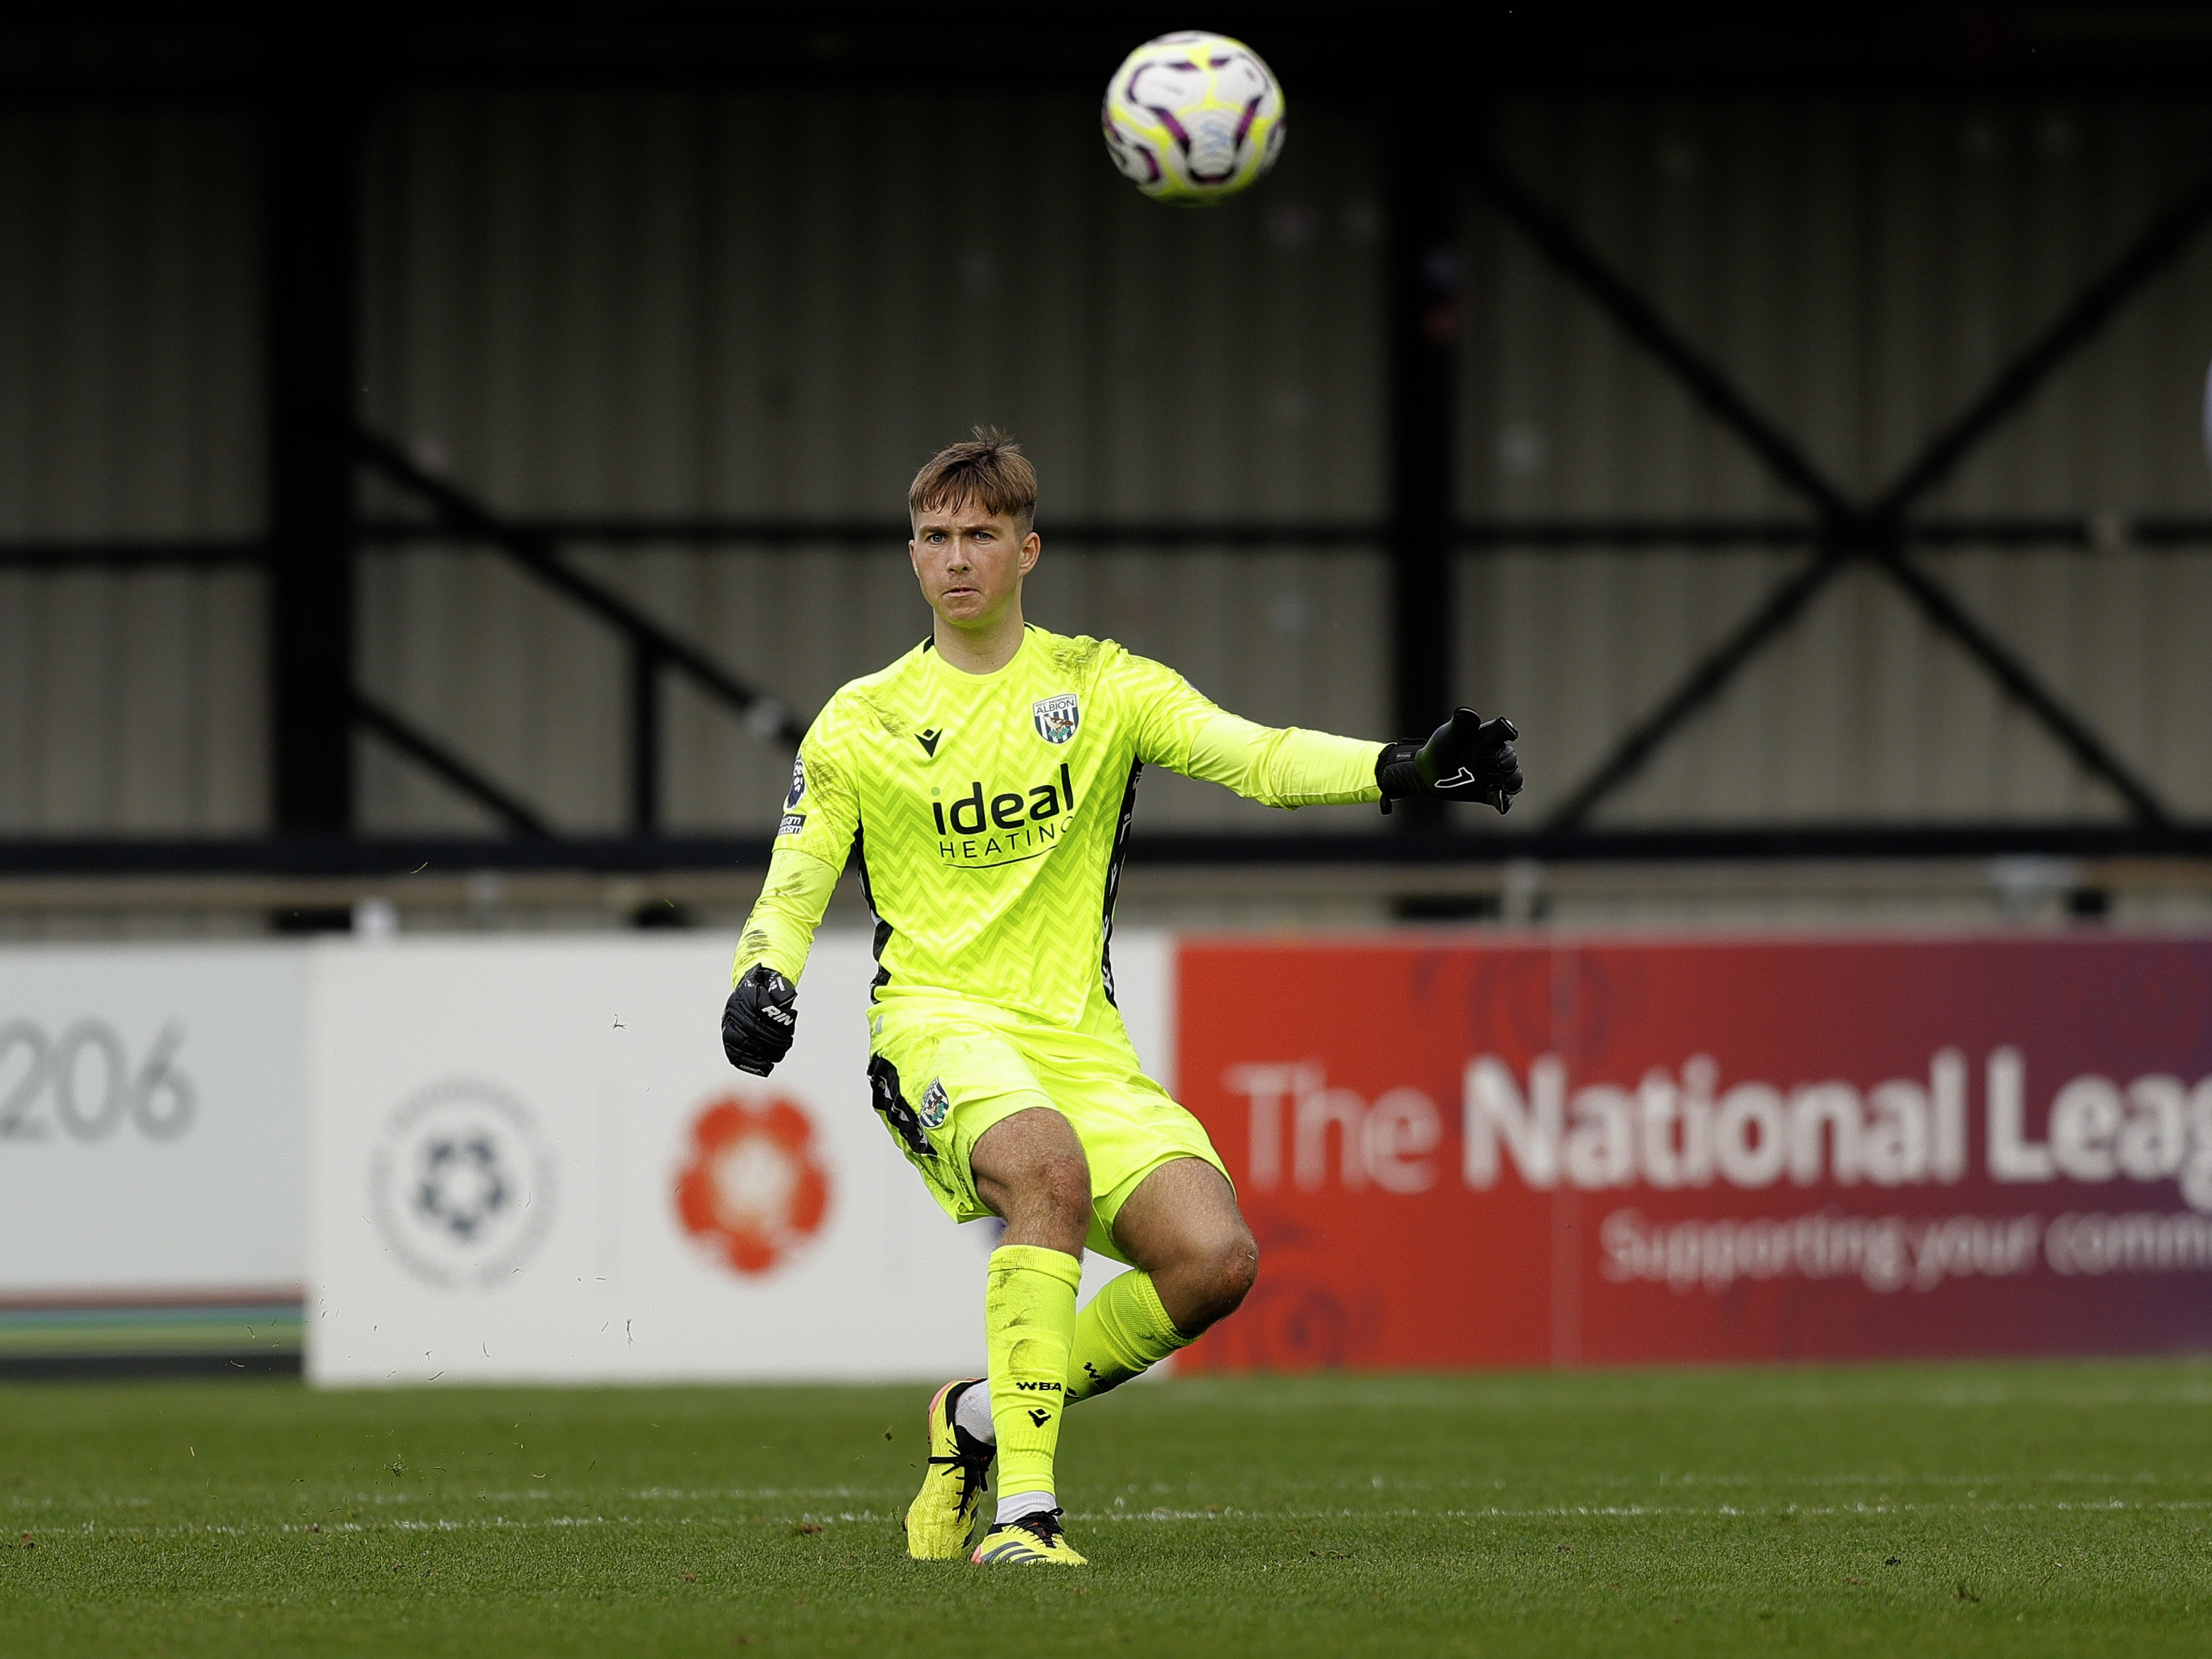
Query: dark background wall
[[6, 5, 2212, 883]]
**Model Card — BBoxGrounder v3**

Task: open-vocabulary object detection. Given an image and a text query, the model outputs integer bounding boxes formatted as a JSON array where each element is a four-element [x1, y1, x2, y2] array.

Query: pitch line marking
[[13, 1469, 2194, 1523], [27, 1495, 2212, 1543]]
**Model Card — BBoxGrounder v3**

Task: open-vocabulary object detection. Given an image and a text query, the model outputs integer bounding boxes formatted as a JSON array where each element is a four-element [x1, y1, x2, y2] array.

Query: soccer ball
[[1101, 31, 1286, 206]]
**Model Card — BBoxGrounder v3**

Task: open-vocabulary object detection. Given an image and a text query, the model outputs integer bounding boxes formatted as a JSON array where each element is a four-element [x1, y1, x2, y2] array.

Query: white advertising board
[[305, 931, 1174, 1385], [0, 945, 308, 1298]]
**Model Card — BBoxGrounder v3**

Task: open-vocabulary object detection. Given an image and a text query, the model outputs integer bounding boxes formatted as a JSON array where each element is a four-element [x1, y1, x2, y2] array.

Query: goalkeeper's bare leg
[[913, 1106, 1085, 1564], [909, 1115, 1256, 1562], [1098, 1156, 1259, 1341]]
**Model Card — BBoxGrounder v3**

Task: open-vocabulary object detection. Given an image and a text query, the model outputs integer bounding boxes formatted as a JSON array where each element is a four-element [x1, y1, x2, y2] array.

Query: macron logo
[[917, 729, 943, 757]]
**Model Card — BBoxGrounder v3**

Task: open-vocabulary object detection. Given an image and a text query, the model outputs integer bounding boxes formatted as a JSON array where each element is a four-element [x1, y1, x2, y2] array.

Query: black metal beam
[[1469, 152, 1852, 521], [1546, 546, 2179, 834], [18, 515, 2212, 569], [1480, 155, 1866, 831], [1543, 540, 1855, 833], [1872, 549, 2171, 826], [350, 694, 551, 838], [30, 8, 2212, 105], [319, 513, 2212, 552], [3, 823, 2211, 879], [1469, 146, 1872, 831], [0, 837, 771, 878], [1479, 141, 2212, 833], [358, 516, 1389, 549], [355, 432, 806, 748], [0, 537, 267, 568], [263, 89, 366, 833], [1127, 824, 2212, 866], [1841, 157, 2212, 827], [1878, 159, 2212, 515], [0, 1354, 302, 1381], [1459, 519, 1818, 549], [1386, 108, 1460, 762]]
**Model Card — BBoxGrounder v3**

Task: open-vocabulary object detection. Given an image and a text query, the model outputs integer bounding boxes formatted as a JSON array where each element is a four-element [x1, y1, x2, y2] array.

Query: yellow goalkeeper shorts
[[863, 990, 1228, 1264]]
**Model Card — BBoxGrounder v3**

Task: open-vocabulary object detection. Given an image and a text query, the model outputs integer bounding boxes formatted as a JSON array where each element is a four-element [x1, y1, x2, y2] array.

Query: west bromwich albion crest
[[918, 1078, 951, 1130], [1032, 694, 1080, 745]]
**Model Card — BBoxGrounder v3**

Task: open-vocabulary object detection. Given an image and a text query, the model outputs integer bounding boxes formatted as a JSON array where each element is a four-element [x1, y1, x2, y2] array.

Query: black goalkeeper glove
[[722, 965, 798, 1075], [1376, 708, 1523, 815]]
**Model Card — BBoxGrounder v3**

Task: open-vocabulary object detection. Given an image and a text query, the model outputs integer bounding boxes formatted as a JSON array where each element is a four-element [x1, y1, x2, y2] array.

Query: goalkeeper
[[722, 430, 1521, 1567]]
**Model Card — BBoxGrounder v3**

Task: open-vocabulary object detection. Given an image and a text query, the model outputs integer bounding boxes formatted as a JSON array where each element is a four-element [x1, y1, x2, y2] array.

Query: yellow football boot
[[904, 1378, 994, 1560], [970, 1506, 1087, 1566]]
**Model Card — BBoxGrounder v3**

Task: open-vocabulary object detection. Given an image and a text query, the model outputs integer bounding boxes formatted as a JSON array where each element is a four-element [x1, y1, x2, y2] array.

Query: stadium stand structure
[[8, 5, 2212, 930]]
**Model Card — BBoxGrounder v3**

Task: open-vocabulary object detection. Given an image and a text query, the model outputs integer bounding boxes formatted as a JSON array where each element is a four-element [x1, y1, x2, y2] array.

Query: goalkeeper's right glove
[[722, 965, 798, 1075], [1377, 708, 1523, 814]]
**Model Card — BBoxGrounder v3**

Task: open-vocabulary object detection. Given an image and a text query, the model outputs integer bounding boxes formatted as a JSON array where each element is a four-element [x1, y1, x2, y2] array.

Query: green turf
[[3, 1362, 2209, 1656]]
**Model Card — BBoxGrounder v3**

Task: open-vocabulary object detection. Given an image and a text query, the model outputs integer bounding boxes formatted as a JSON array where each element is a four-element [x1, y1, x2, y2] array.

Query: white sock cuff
[[953, 1379, 997, 1445], [995, 1489, 1055, 1526]]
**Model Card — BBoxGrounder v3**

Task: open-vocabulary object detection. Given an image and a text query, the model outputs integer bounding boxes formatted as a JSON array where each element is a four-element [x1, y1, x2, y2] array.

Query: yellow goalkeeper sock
[[1065, 1269, 1190, 1403], [985, 1244, 1083, 1508]]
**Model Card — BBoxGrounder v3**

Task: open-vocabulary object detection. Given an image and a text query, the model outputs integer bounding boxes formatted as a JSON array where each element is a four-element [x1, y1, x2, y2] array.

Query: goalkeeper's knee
[[1178, 1230, 1258, 1334]]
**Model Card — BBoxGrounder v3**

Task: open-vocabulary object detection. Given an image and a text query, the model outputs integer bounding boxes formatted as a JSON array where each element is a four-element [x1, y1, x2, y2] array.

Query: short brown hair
[[908, 427, 1037, 530]]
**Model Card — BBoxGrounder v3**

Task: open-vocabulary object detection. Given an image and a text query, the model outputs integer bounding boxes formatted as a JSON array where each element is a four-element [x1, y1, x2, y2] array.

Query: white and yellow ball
[[1101, 31, 1286, 206]]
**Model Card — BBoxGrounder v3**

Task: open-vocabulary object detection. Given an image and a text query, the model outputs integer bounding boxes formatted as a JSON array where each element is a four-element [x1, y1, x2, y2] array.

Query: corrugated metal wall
[[1457, 100, 2212, 828], [356, 91, 1386, 835], [0, 109, 263, 833], [9, 93, 2212, 841]]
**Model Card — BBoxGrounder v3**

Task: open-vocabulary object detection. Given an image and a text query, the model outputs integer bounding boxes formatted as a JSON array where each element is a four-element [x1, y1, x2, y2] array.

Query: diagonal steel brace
[[1472, 152, 2212, 831]]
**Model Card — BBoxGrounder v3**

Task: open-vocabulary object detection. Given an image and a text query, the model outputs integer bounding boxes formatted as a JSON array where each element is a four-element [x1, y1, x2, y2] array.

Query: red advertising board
[[1174, 933, 2212, 1370]]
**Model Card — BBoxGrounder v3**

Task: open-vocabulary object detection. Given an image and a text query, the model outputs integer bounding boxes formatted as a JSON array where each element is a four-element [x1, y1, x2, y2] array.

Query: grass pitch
[[4, 1362, 2210, 1656]]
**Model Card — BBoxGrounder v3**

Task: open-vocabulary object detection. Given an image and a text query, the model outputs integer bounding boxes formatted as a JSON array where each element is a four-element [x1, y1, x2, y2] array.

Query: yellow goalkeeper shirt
[[733, 625, 1383, 1031]]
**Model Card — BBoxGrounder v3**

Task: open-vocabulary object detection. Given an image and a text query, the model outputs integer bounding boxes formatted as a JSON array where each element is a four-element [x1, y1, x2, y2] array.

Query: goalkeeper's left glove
[[722, 965, 798, 1075], [1377, 708, 1523, 815]]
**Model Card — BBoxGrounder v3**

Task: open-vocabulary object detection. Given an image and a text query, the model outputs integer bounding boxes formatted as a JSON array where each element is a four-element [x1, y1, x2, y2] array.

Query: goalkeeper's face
[[909, 502, 1040, 630]]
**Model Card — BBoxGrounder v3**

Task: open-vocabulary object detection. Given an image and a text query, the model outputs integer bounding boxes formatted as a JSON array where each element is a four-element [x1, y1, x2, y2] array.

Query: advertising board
[[0, 945, 307, 1302], [305, 932, 1172, 1384], [1175, 933, 2212, 1370]]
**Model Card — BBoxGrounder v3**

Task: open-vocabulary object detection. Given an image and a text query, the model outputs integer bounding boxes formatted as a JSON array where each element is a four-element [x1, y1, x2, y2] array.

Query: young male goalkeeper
[[721, 431, 1523, 1566]]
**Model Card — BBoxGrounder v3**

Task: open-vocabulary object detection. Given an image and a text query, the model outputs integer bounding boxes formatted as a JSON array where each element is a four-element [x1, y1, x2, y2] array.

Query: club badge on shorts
[[918, 1078, 951, 1130], [1032, 694, 1080, 745]]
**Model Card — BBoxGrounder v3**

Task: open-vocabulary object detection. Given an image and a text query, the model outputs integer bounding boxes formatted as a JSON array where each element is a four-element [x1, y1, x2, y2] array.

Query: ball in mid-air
[[1102, 31, 1285, 206]]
